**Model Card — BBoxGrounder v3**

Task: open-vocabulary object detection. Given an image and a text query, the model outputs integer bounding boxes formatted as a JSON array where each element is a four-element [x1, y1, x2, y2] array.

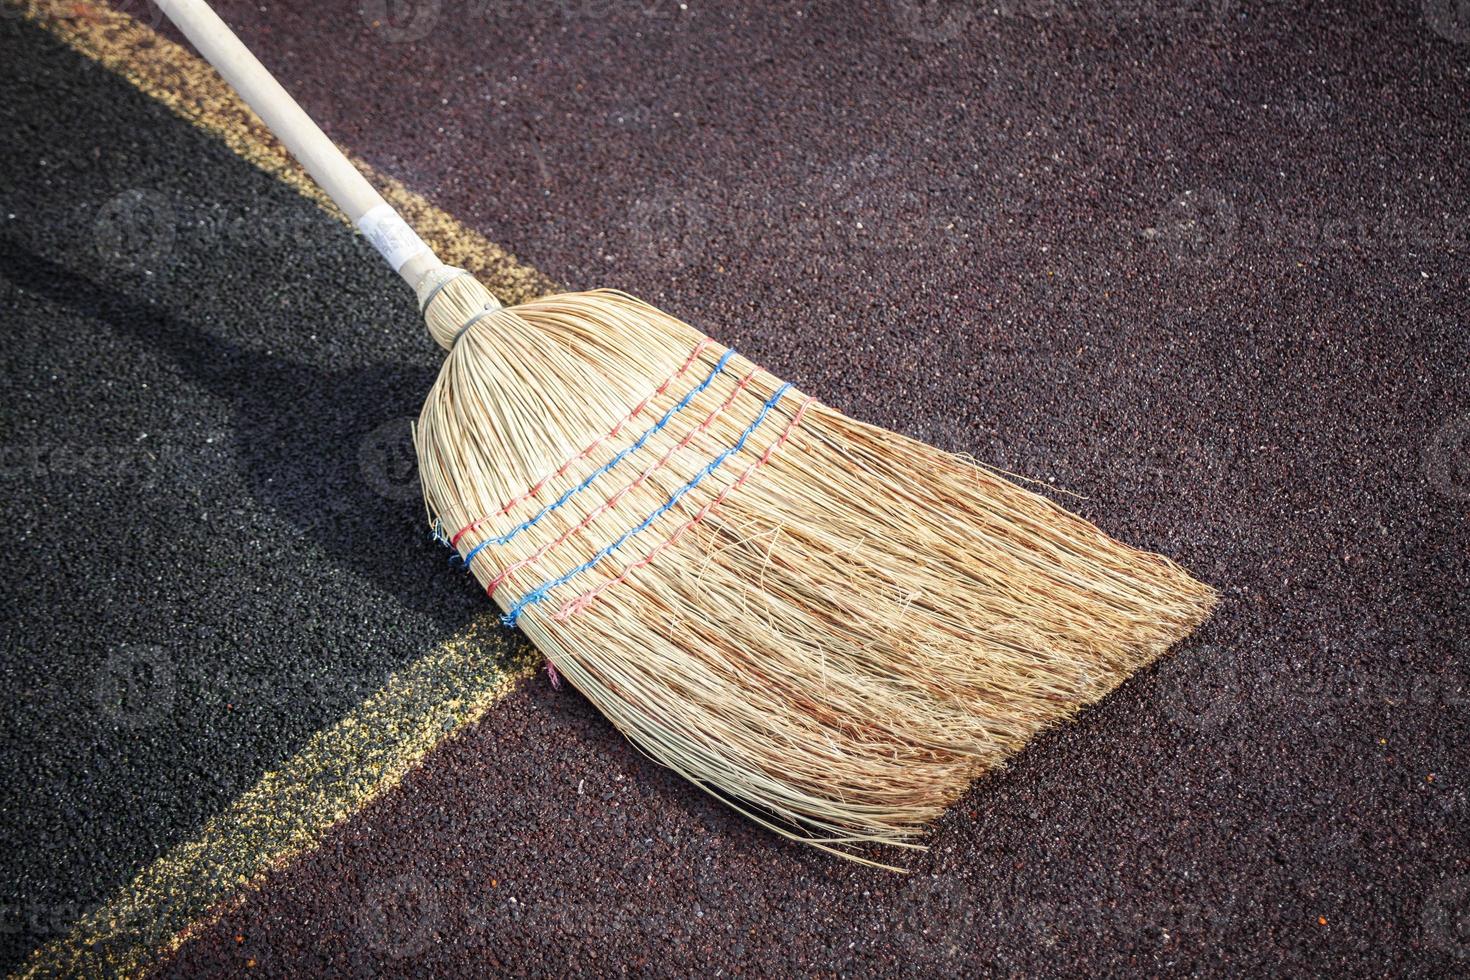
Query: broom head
[[413, 270, 1216, 863]]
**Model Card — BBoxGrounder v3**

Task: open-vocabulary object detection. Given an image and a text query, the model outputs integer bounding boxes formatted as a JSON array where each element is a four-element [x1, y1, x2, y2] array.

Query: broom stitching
[[554, 396, 816, 621], [450, 302, 503, 346], [457, 347, 737, 569], [418, 268, 474, 313], [450, 338, 714, 548], [485, 367, 761, 599], [501, 383, 797, 626]]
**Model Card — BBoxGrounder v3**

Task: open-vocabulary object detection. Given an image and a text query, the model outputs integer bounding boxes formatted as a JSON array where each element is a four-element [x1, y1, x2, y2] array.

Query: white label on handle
[[356, 203, 430, 272]]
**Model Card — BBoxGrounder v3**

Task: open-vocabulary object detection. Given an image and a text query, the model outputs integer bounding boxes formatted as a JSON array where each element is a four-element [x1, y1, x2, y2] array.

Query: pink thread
[[451, 339, 713, 547], [545, 660, 562, 690], [485, 369, 759, 598], [552, 396, 815, 621]]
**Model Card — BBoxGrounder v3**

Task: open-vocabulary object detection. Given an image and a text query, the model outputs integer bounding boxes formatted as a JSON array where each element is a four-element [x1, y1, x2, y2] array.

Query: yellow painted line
[[16, 623, 538, 979], [6, 0, 558, 976], [10, 0, 558, 307]]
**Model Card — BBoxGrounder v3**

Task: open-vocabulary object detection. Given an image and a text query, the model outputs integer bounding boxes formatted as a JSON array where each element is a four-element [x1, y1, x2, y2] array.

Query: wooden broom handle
[[154, 0, 444, 289]]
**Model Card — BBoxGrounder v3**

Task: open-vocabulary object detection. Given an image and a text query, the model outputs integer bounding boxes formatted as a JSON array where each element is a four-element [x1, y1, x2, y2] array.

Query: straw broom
[[155, 0, 1216, 864]]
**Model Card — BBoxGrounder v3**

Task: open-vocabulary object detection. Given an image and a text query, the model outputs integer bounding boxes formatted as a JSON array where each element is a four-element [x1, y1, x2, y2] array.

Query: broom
[[154, 0, 1216, 862]]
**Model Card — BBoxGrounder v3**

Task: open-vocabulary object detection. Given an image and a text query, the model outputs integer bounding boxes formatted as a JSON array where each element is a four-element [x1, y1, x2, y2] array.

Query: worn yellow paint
[[10, 0, 557, 306], [16, 622, 538, 978], [6, 0, 555, 976]]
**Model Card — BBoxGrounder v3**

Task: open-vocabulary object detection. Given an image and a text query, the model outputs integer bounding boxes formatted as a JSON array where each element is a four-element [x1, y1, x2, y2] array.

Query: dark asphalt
[[0, 18, 529, 971], [5, 0, 1469, 975]]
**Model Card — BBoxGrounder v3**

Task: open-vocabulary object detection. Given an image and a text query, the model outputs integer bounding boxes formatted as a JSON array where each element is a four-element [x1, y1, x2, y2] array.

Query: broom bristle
[[413, 273, 1216, 863]]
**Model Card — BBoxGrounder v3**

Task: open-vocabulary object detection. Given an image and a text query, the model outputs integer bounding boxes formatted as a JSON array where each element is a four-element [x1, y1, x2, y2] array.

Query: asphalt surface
[[0, 18, 528, 970], [4, 0, 1469, 975]]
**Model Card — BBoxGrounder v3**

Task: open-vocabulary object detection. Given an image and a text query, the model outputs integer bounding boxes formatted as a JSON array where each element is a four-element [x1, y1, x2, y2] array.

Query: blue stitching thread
[[454, 349, 738, 570], [501, 383, 793, 626]]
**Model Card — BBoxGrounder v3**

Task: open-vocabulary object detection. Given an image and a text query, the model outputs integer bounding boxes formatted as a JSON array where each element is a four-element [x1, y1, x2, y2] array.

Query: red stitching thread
[[451, 339, 713, 547], [486, 369, 759, 598], [551, 396, 814, 621]]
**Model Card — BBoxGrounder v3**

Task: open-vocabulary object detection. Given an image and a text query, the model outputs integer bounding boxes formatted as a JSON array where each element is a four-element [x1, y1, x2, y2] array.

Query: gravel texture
[[0, 19, 523, 970], [3, 0, 1467, 974]]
